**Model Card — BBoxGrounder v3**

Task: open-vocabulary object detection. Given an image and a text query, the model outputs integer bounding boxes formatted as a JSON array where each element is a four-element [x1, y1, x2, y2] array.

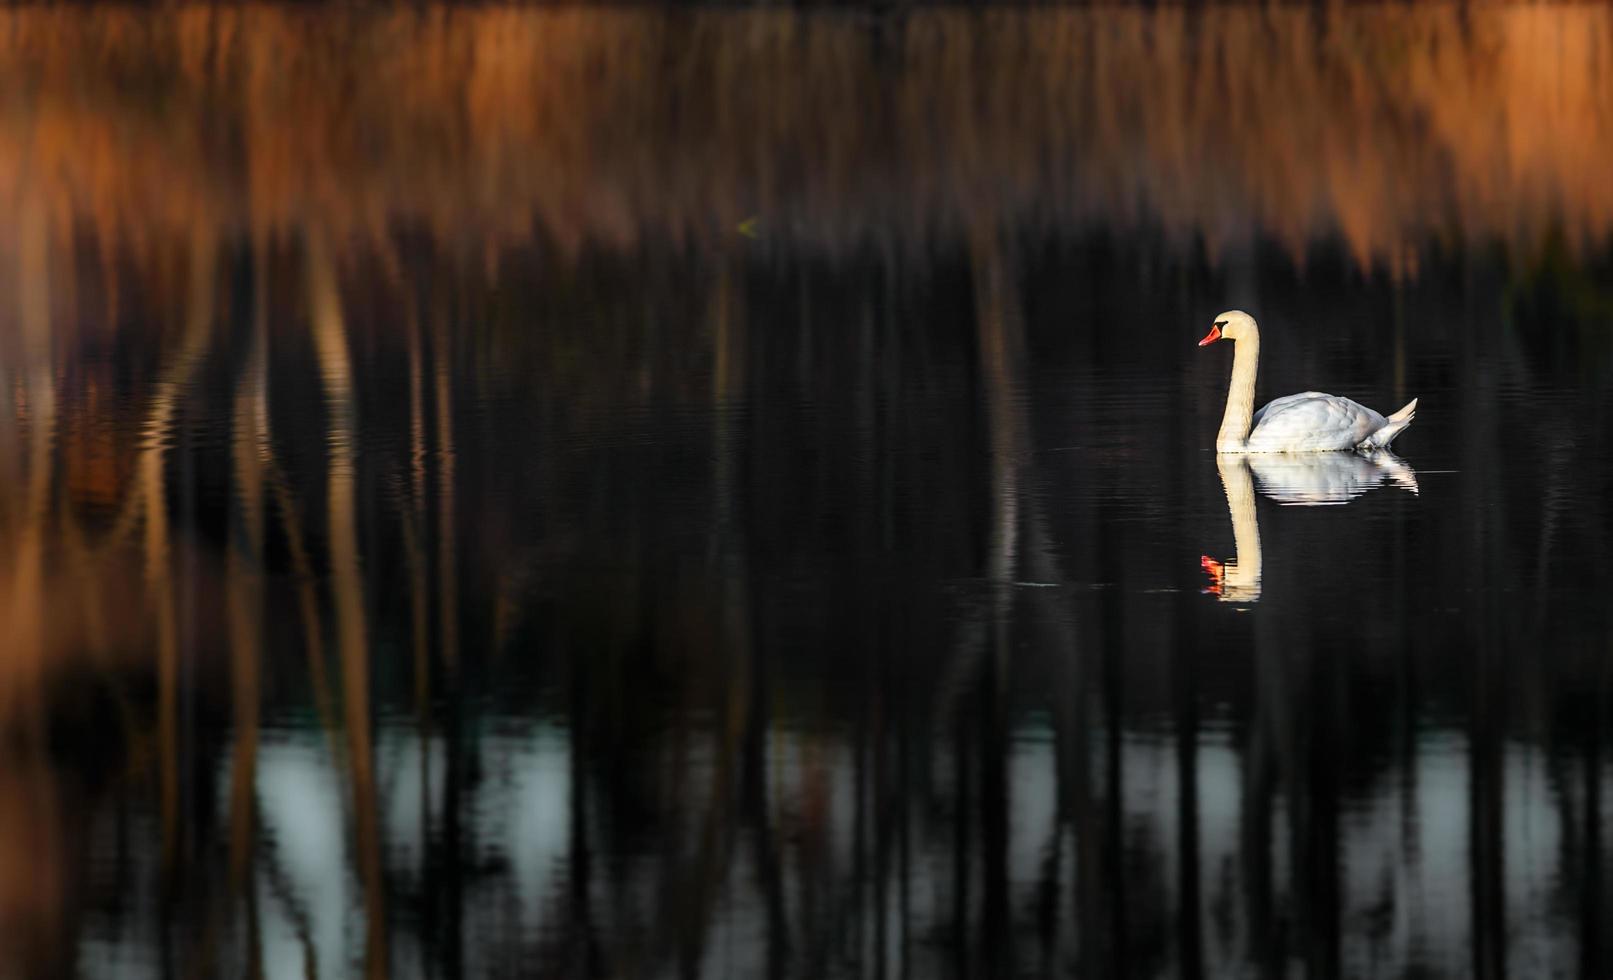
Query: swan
[[1200, 450, 1419, 602], [1199, 311, 1418, 453]]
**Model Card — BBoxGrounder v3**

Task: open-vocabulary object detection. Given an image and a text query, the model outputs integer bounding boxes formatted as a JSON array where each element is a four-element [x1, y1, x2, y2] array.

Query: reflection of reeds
[[434, 313, 458, 671], [307, 231, 387, 978], [1, 7, 1611, 272], [227, 247, 268, 896], [144, 225, 216, 873], [2, 199, 56, 726]]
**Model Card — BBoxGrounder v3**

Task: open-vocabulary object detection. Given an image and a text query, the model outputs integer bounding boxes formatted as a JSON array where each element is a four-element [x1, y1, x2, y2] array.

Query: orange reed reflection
[[1, 6, 1611, 274], [307, 231, 388, 979], [0, 222, 401, 973]]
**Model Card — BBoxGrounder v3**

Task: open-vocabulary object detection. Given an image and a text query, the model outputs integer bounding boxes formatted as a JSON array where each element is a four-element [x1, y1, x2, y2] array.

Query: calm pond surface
[[2, 4, 1613, 978]]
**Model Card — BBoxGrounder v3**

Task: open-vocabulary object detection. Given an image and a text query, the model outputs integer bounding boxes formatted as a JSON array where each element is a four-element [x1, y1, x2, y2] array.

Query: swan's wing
[[1249, 391, 1351, 431], [1248, 392, 1312, 430], [1245, 392, 1388, 452]]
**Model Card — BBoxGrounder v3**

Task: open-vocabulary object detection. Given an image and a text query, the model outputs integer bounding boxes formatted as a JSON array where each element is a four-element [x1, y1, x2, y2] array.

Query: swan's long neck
[[1217, 331, 1260, 451]]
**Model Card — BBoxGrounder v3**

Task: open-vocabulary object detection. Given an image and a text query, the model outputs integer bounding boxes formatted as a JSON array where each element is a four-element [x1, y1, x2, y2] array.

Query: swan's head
[[1198, 310, 1257, 346]]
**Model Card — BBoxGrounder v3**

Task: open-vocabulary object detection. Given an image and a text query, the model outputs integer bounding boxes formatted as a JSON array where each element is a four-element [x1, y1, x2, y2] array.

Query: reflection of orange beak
[[1197, 325, 1222, 346], [1200, 555, 1225, 595]]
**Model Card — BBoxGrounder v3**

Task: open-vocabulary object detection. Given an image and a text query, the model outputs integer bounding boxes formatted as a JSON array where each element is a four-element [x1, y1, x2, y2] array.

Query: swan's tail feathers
[[1364, 397, 1417, 449]]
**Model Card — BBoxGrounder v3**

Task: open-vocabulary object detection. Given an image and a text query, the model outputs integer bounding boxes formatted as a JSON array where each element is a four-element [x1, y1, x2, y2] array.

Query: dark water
[[3, 5, 1613, 978]]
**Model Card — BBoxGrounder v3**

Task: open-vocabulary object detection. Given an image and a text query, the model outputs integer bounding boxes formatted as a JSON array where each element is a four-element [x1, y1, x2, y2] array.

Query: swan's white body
[[1200, 311, 1417, 453]]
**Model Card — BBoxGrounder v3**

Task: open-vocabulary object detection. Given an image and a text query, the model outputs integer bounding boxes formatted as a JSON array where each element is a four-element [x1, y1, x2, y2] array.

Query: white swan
[[1201, 450, 1419, 602], [1199, 311, 1418, 453]]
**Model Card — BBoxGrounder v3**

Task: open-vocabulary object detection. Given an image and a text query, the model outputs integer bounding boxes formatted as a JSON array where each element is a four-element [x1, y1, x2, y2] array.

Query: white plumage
[[1199, 311, 1417, 453]]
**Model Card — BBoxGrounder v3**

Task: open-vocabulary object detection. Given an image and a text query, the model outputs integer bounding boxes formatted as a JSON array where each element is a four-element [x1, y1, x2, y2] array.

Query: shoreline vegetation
[[0, 5, 1610, 274]]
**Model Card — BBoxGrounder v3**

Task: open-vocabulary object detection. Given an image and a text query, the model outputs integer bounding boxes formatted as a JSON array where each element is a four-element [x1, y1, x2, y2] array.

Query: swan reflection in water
[[1201, 450, 1419, 603]]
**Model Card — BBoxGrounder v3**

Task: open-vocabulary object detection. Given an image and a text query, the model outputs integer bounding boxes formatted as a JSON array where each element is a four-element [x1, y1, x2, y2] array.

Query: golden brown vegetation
[[0, 5, 1609, 273]]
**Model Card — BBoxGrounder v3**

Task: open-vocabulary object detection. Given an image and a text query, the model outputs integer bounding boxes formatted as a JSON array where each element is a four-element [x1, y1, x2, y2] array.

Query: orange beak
[[1200, 555, 1226, 595], [1197, 325, 1222, 347]]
